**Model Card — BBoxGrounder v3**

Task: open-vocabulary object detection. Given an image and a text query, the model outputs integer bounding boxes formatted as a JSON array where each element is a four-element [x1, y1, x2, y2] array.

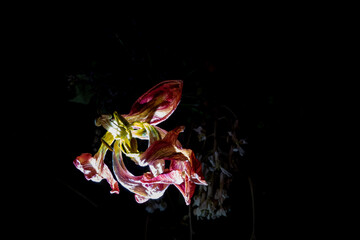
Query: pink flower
[[74, 80, 206, 205]]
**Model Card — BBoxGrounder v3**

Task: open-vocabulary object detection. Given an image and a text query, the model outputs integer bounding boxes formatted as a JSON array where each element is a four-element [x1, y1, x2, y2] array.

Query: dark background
[[17, 10, 311, 239]]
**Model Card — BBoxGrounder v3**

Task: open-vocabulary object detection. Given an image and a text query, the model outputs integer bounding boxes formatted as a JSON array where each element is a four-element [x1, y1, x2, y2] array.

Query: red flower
[[74, 80, 206, 205]]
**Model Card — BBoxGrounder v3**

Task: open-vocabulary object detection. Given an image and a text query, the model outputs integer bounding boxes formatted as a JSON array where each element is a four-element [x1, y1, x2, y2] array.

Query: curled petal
[[141, 170, 183, 185], [187, 150, 208, 185], [95, 114, 112, 127], [154, 126, 168, 139], [172, 176, 195, 205], [148, 159, 165, 177], [139, 126, 207, 205], [140, 126, 206, 184], [112, 140, 171, 203], [135, 194, 150, 204], [129, 122, 164, 174], [123, 80, 183, 125], [73, 132, 119, 194], [170, 153, 207, 205], [73, 153, 119, 194], [139, 126, 187, 167], [130, 122, 161, 146]]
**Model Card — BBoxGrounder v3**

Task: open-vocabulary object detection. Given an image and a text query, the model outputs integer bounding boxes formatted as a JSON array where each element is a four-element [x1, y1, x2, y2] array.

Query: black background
[[15, 9, 312, 239]]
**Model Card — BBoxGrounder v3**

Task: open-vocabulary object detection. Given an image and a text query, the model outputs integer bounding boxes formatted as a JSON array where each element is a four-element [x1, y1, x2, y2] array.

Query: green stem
[[248, 176, 256, 240]]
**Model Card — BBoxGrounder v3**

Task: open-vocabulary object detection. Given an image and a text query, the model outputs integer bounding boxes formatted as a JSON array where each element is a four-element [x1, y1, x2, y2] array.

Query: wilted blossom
[[74, 80, 207, 205]]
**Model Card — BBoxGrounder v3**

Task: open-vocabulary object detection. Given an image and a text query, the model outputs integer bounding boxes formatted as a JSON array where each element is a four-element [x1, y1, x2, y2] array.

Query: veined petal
[[95, 114, 112, 128], [141, 170, 184, 185], [173, 176, 196, 205], [170, 161, 196, 205], [73, 154, 120, 194], [123, 80, 183, 125], [111, 139, 171, 203], [139, 126, 187, 167], [138, 126, 207, 205], [187, 150, 208, 185], [73, 132, 119, 194], [130, 122, 161, 147]]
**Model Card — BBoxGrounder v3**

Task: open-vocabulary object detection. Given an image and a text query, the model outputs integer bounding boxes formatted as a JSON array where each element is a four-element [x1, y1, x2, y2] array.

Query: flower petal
[[139, 126, 187, 167], [123, 80, 183, 125], [172, 177, 196, 205], [138, 126, 207, 205], [73, 153, 119, 194], [141, 170, 183, 185], [73, 132, 119, 194], [111, 139, 171, 203], [187, 150, 208, 185]]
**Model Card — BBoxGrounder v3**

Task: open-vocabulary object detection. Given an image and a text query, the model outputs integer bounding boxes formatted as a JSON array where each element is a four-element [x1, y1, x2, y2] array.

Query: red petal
[[169, 151, 207, 205], [123, 80, 183, 125], [173, 179, 196, 205], [73, 153, 120, 194], [112, 140, 171, 202], [188, 151, 207, 185], [135, 194, 149, 203], [139, 126, 186, 167], [139, 126, 207, 205], [141, 170, 183, 185]]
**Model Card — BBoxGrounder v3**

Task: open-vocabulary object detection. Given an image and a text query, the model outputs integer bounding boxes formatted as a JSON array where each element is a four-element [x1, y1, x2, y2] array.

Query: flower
[[74, 80, 207, 205]]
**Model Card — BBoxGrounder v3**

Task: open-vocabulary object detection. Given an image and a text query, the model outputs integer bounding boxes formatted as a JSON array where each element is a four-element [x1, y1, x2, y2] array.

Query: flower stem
[[189, 204, 193, 240], [248, 176, 256, 240], [144, 214, 149, 240]]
